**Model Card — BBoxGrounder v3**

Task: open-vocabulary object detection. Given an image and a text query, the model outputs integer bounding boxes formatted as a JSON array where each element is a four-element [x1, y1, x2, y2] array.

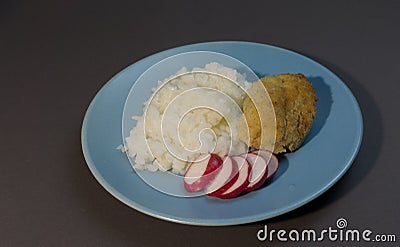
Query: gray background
[[1, 0, 399, 246]]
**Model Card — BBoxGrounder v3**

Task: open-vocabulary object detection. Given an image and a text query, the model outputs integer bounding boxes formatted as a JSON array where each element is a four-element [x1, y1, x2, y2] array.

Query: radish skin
[[184, 153, 223, 192], [206, 156, 239, 196], [252, 150, 279, 184], [216, 156, 251, 199], [242, 153, 269, 192]]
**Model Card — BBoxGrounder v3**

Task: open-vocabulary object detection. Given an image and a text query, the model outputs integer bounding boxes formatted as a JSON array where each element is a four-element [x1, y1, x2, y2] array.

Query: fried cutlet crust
[[241, 73, 317, 153]]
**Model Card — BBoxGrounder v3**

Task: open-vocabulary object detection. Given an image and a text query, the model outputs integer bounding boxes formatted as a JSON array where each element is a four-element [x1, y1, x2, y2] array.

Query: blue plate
[[81, 41, 363, 226]]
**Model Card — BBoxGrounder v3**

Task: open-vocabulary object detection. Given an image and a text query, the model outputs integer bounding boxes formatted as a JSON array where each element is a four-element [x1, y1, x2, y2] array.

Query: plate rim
[[81, 41, 363, 226]]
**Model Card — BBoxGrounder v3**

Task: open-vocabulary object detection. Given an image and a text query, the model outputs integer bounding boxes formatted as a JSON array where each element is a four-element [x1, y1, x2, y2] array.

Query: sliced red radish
[[242, 153, 269, 192], [252, 149, 279, 184], [216, 156, 251, 199], [205, 156, 239, 196], [184, 153, 223, 192]]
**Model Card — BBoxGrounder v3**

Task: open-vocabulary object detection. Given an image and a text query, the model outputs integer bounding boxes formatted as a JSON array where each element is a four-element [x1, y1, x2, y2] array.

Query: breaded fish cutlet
[[240, 73, 317, 153]]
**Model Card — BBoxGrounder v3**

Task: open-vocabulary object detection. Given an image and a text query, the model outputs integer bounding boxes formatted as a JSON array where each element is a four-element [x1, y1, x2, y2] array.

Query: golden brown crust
[[241, 73, 317, 153]]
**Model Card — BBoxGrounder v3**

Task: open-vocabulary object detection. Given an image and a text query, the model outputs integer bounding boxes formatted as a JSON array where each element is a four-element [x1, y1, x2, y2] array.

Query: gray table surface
[[1, 0, 399, 246]]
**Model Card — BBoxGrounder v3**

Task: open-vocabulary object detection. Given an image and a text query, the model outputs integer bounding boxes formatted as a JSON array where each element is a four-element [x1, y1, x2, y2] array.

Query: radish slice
[[205, 156, 239, 196], [252, 149, 279, 184], [242, 153, 269, 192], [216, 156, 251, 199], [184, 153, 223, 192]]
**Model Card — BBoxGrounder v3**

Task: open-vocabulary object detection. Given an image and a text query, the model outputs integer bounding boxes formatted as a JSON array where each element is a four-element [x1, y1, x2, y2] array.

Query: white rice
[[124, 62, 251, 174]]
